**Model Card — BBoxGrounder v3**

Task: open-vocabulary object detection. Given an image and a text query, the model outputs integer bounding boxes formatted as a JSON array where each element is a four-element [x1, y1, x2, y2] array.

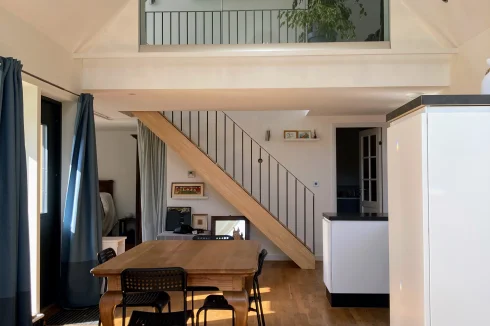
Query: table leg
[[224, 290, 249, 326], [99, 291, 122, 326]]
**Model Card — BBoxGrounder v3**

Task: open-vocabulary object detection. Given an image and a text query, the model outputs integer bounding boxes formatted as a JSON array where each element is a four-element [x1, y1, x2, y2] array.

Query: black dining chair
[[96, 248, 171, 326], [124, 268, 194, 326], [196, 249, 268, 326], [188, 235, 234, 312], [249, 249, 268, 326]]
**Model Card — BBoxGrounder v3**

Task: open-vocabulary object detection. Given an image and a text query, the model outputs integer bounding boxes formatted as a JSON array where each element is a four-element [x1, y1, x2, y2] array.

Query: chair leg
[[191, 291, 195, 312], [122, 305, 126, 326], [98, 319, 101, 326], [257, 282, 266, 326], [232, 310, 235, 326], [204, 309, 208, 326], [196, 307, 203, 326], [253, 282, 261, 326], [168, 300, 171, 313]]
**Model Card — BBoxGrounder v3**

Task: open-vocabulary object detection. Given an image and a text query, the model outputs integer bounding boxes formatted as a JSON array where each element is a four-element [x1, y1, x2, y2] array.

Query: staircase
[[133, 111, 316, 269]]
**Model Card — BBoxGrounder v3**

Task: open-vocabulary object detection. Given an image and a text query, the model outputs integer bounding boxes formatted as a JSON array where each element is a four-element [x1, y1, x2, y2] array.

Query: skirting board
[[326, 287, 389, 308]]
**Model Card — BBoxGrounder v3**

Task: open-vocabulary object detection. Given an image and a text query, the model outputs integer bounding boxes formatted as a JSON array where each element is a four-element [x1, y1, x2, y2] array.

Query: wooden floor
[[54, 261, 389, 326]]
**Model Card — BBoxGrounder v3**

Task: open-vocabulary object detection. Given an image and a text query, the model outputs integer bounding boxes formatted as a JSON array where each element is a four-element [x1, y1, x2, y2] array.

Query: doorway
[[40, 97, 62, 309], [335, 127, 384, 213]]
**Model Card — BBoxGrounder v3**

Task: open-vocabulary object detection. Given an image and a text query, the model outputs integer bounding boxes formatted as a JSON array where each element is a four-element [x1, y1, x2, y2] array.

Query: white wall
[[446, 27, 490, 94], [0, 6, 82, 95], [165, 110, 387, 259], [95, 129, 138, 219]]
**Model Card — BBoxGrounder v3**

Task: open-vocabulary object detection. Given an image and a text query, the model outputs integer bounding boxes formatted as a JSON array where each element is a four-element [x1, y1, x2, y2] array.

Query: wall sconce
[[265, 130, 271, 141]]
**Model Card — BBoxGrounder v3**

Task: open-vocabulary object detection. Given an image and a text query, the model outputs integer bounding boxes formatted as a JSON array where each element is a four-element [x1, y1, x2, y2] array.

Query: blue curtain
[[0, 57, 32, 326], [61, 94, 102, 308]]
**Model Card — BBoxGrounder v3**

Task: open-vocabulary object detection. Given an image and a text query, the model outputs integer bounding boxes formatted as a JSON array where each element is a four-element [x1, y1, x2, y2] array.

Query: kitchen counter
[[323, 213, 389, 307], [323, 212, 388, 221]]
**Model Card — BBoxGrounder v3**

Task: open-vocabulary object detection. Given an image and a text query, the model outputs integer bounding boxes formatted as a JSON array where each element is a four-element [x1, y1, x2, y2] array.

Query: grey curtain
[[61, 94, 102, 308], [0, 57, 32, 326], [138, 121, 166, 241]]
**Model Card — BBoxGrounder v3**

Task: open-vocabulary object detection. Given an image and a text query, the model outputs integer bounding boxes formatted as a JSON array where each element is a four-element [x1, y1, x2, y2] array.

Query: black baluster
[[242, 130, 244, 184], [161, 12, 164, 45], [270, 10, 272, 43], [186, 12, 189, 44], [295, 179, 298, 235], [277, 163, 279, 218], [220, 11, 222, 44], [215, 111, 218, 162], [259, 148, 262, 202], [268, 155, 270, 210], [250, 137, 253, 194], [203, 12, 206, 44], [153, 12, 156, 45], [212, 12, 214, 44], [195, 12, 197, 44], [171, 111, 174, 123], [237, 11, 239, 44], [228, 11, 231, 44], [206, 111, 209, 154], [170, 12, 172, 45], [245, 11, 247, 44], [178, 12, 181, 44], [304, 187, 306, 243], [224, 115, 227, 171], [313, 195, 315, 253], [180, 111, 183, 130], [286, 172, 288, 227]]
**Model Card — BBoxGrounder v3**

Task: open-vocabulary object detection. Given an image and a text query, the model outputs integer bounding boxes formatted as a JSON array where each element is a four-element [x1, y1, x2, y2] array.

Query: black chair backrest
[[121, 268, 189, 323], [192, 235, 234, 240], [256, 249, 268, 278], [97, 248, 117, 293], [97, 247, 117, 265], [121, 267, 187, 293]]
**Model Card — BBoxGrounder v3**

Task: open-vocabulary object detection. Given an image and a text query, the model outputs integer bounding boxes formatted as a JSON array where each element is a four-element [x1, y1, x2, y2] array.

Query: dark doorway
[[336, 128, 364, 213], [40, 97, 62, 309]]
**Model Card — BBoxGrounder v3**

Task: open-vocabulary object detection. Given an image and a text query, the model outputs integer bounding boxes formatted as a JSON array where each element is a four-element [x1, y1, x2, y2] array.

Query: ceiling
[[402, 0, 490, 46], [0, 0, 130, 52], [91, 86, 444, 123]]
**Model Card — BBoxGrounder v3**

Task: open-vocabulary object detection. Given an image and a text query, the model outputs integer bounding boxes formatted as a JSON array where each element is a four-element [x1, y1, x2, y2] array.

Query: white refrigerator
[[388, 104, 490, 326]]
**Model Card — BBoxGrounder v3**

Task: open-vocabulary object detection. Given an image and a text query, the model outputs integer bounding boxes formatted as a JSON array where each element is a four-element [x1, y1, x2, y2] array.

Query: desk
[[91, 240, 259, 326]]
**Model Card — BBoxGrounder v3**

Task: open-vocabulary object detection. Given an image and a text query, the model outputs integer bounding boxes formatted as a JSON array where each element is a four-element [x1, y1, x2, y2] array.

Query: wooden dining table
[[91, 240, 260, 326]]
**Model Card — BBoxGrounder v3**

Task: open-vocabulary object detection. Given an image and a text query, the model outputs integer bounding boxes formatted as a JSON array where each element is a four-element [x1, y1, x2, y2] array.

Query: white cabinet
[[388, 105, 490, 326]]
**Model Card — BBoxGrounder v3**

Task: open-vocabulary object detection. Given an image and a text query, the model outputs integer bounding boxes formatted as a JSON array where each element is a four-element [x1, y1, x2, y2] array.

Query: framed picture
[[284, 130, 298, 139], [166, 207, 191, 231], [298, 130, 312, 139], [171, 182, 204, 198], [211, 216, 250, 240], [192, 214, 209, 230]]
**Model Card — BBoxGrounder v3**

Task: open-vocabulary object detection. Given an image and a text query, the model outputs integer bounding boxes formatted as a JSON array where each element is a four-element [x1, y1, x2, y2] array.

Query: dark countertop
[[323, 212, 388, 221], [386, 95, 490, 122]]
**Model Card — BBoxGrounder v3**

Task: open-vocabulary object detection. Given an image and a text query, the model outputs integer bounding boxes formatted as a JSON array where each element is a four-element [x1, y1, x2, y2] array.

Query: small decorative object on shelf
[[313, 129, 317, 139], [171, 182, 204, 198], [298, 130, 312, 139], [192, 214, 208, 230], [187, 171, 196, 178], [284, 130, 298, 139], [482, 58, 490, 94]]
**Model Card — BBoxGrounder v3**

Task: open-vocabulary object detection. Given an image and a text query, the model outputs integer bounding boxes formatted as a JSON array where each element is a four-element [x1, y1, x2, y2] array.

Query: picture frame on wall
[[284, 130, 298, 139], [171, 182, 205, 198], [298, 130, 312, 139], [192, 214, 209, 230]]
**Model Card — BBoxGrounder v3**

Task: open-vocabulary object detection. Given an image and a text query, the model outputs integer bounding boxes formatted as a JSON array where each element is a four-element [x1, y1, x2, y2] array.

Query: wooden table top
[[91, 240, 260, 277]]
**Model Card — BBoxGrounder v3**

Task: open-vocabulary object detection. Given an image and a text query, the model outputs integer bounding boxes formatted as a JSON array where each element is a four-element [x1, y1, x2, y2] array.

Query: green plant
[[279, 0, 367, 42]]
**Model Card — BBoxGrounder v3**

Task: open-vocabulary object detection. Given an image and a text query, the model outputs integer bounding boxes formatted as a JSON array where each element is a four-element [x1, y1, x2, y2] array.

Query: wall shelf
[[172, 196, 209, 200], [283, 138, 321, 142]]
